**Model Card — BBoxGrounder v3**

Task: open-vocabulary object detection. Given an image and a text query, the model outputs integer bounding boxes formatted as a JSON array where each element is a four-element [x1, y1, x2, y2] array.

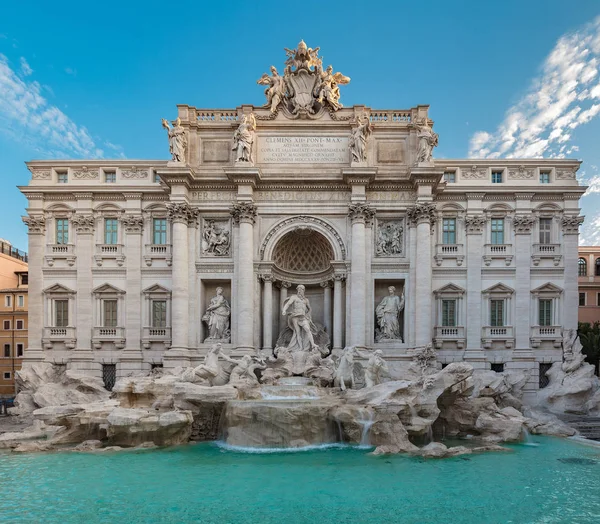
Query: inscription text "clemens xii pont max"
[[258, 136, 349, 164]]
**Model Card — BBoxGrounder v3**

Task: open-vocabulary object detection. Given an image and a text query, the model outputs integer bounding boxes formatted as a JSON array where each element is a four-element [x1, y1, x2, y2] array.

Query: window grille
[[539, 363, 552, 388], [102, 364, 117, 391], [491, 363, 505, 373]]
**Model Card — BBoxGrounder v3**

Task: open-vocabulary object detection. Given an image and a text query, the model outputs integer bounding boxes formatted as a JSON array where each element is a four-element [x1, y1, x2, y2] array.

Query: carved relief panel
[[375, 219, 404, 257], [201, 218, 232, 257]]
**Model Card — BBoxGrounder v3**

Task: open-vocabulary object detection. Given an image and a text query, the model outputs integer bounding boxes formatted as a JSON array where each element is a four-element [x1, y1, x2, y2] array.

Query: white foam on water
[[213, 441, 353, 454]]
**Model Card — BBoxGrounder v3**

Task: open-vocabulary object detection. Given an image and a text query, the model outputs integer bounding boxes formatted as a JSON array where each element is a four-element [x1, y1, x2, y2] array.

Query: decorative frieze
[[121, 215, 145, 233], [556, 168, 577, 180], [512, 215, 536, 234], [508, 166, 535, 179], [461, 165, 487, 179], [406, 203, 436, 227], [29, 169, 51, 180], [561, 215, 584, 234], [71, 214, 96, 234], [375, 220, 404, 256], [348, 203, 375, 225], [121, 167, 149, 179], [22, 215, 46, 234], [230, 202, 258, 224], [464, 215, 487, 234], [72, 166, 99, 180]]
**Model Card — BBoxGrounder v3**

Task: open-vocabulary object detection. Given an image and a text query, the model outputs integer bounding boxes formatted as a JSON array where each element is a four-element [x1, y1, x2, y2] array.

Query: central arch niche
[[272, 229, 334, 278]]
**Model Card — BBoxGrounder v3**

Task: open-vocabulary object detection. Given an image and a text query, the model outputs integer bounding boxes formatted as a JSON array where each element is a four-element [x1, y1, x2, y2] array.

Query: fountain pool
[[1, 436, 599, 523]]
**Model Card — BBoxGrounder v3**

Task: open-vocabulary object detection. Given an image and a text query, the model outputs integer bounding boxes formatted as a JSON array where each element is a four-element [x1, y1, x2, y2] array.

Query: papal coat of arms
[[257, 40, 350, 118]]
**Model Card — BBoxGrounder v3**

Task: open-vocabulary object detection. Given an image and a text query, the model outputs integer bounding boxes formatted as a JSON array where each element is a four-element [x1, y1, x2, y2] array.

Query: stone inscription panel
[[258, 136, 349, 164]]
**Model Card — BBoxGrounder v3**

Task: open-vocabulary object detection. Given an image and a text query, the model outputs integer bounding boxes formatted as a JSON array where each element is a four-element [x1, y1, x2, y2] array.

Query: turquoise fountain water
[[1, 436, 600, 523]]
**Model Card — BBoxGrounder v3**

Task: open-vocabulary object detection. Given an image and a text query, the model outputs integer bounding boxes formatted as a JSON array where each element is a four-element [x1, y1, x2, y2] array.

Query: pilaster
[[464, 214, 486, 364], [562, 215, 585, 331], [513, 215, 536, 352]]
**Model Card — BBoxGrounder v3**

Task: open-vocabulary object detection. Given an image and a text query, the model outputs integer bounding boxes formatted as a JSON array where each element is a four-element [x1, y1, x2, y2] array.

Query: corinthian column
[[407, 203, 435, 346], [261, 275, 274, 353], [22, 215, 46, 363], [333, 275, 345, 350], [231, 202, 257, 352], [348, 203, 375, 348], [321, 280, 333, 339], [166, 203, 193, 357]]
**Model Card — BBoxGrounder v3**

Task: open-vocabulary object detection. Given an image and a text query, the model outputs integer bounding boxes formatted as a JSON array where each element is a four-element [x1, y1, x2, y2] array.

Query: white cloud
[[469, 16, 600, 159], [0, 54, 109, 158], [580, 211, 600, 245], [19, 57, 32, 76]]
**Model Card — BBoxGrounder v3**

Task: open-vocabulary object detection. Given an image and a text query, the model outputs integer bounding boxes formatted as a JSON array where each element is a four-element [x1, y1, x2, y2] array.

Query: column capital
[[260, 274, 275, 283], [230, 202, 257, 224], [348, 203, 375, 225], [167, 202, 196, 225], [277, 280, 292, 289], [22, 215, 46, 234], [464, 214, 487, 235], [71, 214, 96, 234], [320, 280, 333, 289], [121, 215, 144, 234], [333, 273, 347, 282], [561, 215, 584, 235], [407, 203, 436, 227], [513, 214, 536, 235]]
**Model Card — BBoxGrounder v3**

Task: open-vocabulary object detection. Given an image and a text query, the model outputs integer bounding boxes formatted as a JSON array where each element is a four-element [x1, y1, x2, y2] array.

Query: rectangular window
[[540, 171, 551, 184], [443, 172, 456, 183], [56, 219, 69, 245], [539, 218, 552, 244], [17, 295, 24, 308], [490, 219, 505, 245], [16, 320, 24, 330], [21, 273, 28, 285], [490, 299, 504, 327], [3, 372, 10, 380], [16, 343, 23, 357], [104, 218, 118, 245], [3, 344, 10, 358], [597, 292, 600, 307], [152, 300, 167, 328], [442, 218, 456, 245], [103, 300, 118, 328], [539, 363, 552, 389], [102, 364, 116, 391], [154, 173, 161, 183], [57, 172, 68, 183], [2, 320, 9, 330], [105, 171, 116, 183], [441, 299, 456, 327], [5, 295, 11, 307], [492, 170, 503, 183], [55, 299, 69, 327], [539, 299, 552, 326], [579, 292, 586, 306], [490, 363, 505, 373], [153, 218, 167, 245]]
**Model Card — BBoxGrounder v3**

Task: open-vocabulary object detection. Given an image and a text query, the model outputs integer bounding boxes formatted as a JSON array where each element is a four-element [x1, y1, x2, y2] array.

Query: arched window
[[578, 258, 587, 276]]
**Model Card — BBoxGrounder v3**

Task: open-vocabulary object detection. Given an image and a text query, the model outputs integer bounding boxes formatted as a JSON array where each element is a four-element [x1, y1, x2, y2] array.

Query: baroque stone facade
[[20, 42, 586, 399]]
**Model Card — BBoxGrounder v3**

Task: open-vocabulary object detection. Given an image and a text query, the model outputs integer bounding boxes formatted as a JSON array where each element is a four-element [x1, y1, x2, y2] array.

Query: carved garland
[[512, 214, 536, 234], [508, 166, 535, 179], [561, 215, 584, 234], [22, 215, 46, 233], [72, 166, 99, 180], [30, 169, 51, 180], [259, 215, 346, 260], [71, 214, 96, 234], [556, 169, 577, 180], [461, 166, 487, 179], [464, 215, 487, 234], [121, 167, 149, 179], [121, 215, 145, 233]]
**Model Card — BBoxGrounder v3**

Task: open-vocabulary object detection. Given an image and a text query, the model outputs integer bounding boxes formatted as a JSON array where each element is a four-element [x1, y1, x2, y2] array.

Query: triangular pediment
[[531, 282, 563, 294], [43, 283, 76, 295], [92, 283, 125, 295], [482, 282, 515, 295], [434, 283, 466, 296], [142, 284, 171, 295]]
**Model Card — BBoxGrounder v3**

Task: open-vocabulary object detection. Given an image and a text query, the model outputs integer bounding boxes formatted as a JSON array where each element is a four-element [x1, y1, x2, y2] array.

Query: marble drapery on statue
[[202, 288, 231, 342], [349, 113, 372, 163], [375, 286, 405, 342], [161, 117, 186, 163], [232, 113, 256, 163], [257, 66, 287, 113], [415, 118, 439, 164], [281, 284, 319, 353]]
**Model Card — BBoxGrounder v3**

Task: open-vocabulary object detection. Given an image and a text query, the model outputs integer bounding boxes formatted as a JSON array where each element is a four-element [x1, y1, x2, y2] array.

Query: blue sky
[[2, 0, 600, 250]]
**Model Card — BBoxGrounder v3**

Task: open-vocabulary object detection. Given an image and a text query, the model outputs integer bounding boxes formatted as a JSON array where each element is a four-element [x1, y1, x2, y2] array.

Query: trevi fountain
[[2, 41, 600, 523]]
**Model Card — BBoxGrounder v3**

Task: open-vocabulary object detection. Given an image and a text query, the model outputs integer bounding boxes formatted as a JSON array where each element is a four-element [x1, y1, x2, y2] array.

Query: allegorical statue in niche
[[281, 284, 319, 352], [193, 343, 238, 386], [349, 113, 372, 163], [232, 113, 256, 163], [376, 222, 403, 256], [375, 286, 405, 342], [203, 220, 230, 256], [315, 64, 350, 111], [202, 287, 231, 342], [257, 66, 287, 113], [161, 117, 186, 163], [415, 118, 439, 164]]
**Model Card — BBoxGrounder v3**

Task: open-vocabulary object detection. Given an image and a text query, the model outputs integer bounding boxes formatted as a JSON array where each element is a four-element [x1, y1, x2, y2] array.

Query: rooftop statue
[[232, 113, 257, 163], [161, 117, 186, 163], [349, 113, 372, 163], [414, 117, 439, 164], [256, 40, 350, 115]]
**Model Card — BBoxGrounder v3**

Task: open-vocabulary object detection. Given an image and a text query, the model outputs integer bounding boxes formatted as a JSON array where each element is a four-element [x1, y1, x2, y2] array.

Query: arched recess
[[260, 216, 346, 262]]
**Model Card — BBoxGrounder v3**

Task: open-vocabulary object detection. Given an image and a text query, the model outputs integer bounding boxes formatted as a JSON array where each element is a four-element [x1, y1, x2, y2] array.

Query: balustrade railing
[[483, 326, 514, 338]]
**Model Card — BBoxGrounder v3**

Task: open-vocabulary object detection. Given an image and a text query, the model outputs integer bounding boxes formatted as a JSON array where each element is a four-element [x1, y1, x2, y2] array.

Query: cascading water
[[357, 409, 375, 448]]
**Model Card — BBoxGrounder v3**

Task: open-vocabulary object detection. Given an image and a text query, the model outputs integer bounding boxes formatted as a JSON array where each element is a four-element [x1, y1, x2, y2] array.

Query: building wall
[[0, 251, 27, 289], [578, 246, 600, 325]]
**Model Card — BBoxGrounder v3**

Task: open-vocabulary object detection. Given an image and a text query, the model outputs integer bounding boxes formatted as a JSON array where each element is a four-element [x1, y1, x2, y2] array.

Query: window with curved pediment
[[272, 230, 334, 273]]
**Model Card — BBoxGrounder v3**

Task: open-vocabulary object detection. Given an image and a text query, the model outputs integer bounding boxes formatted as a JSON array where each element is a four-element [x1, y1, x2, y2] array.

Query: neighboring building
[[578, 246, 600, 325], [0, 240, 28, 397], [18, 42, 586, 399]]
